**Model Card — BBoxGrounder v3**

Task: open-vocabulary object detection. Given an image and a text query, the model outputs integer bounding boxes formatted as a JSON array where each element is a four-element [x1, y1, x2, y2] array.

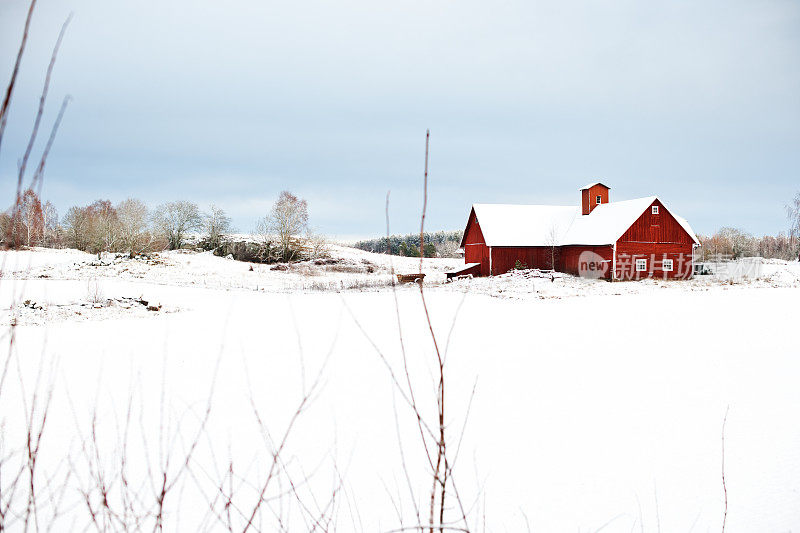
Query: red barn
[[458, 183, 699, 280]]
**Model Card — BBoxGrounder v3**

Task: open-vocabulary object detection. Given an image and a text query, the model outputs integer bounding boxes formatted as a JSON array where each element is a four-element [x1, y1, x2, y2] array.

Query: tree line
[[5, 189, 799, 263], [353, 230, 463, 258], [696, 192, 800, 261], [696, 227, 799, 262], [0, 188, 323, 263]]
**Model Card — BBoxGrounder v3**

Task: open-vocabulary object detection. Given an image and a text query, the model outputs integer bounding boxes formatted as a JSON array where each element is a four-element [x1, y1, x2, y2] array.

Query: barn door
[[464, 243, 482, 263], [650, 225, 660, 242]]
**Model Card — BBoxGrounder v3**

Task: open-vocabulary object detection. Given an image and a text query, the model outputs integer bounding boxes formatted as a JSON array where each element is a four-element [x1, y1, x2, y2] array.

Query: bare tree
[[203, 204, 232, 251], [715, 227, 754, 259], [86, 200, 119, 255], [152, 201, 202, 250], [260, 191, 308, 262], [63, 206, 90, 250], [306, 230, 328, 259], [116, 198, 150, 257], [4, 188, 44, 248], [546, 223, 560, 270], [788, 192, 800, 260], [433, 239, 460, 258], [252, 217, 276, 262], [42, 200, 60, 247], [1, 192, 46, 249]]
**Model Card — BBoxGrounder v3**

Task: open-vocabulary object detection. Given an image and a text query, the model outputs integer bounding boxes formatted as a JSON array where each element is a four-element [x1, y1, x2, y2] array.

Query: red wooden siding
[[618, 199, 693, 244], [582, 184, 609, 214], [560, 245, 614, 278], [462, 209, 491, 276], [615, 199, 694, 280], [615, 242, 694, 280], [485, 246, 556, 275]]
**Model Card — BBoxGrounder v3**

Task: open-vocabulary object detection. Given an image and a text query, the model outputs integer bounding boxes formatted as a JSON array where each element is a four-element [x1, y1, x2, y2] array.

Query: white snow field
[[1, 247, 799, 531]]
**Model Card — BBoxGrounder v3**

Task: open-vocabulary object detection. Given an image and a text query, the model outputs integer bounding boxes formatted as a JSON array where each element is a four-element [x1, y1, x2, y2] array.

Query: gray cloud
[[1, 0, 798, 236]]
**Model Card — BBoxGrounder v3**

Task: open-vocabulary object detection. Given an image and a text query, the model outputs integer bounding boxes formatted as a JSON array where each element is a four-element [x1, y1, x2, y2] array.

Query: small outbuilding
[[459, 183, 699, 280]]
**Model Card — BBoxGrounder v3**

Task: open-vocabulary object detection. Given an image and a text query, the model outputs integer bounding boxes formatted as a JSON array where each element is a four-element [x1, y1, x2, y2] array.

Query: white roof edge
[[472, 203, 576, 208], [579, 182, 611, 191], [666, 210, 701, 244]]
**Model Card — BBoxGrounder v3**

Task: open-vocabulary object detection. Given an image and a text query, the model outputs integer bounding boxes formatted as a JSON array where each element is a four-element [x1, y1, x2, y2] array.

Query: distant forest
[[351, 225, 800, 261], [352, 230, 463, 258]]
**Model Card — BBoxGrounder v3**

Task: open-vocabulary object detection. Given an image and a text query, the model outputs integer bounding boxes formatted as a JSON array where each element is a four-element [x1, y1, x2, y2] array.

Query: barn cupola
[[580, 182, 610, 215]]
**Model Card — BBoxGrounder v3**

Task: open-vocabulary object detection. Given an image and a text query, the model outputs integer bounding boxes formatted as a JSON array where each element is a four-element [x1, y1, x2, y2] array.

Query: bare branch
[[0, 0, 37, 155], [15, 13, 72, 193]]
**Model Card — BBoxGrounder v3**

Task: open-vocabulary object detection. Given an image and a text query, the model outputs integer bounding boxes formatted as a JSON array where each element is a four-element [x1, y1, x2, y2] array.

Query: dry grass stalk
[[721, 405, 729, 533]]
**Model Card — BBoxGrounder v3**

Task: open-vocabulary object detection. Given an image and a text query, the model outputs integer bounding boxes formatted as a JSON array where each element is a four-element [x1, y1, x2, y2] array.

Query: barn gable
[[459, 207, 483, 247], [618, 198, 699, 245], [460, 208, 491, 276]]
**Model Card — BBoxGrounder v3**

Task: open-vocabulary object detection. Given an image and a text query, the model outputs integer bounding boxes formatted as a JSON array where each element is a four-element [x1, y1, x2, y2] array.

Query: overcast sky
[[1, 0, 798, 238]]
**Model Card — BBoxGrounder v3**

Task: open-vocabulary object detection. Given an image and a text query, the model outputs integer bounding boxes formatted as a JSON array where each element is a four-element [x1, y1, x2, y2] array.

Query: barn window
[[596, 195, 602, 205], [651, 205, 659, 214], [636, 258, 647, 272], [662, 259, 674, 271]]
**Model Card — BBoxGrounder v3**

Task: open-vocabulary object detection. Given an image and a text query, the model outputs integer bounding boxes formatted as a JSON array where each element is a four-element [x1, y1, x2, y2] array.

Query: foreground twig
[[15, 13, 72, 195], [721, 405, 729, 533], [0, 0, 37, 155]]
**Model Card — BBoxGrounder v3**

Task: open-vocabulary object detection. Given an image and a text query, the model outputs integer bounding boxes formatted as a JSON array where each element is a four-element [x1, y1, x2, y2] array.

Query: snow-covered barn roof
[[672, 213, 700, 245], [563, 196, 657, 245], [468, 196, 699, 247], [470, 204, 578, 247]]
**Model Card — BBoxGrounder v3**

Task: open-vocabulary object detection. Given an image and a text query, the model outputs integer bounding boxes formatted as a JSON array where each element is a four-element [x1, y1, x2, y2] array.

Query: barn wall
[[560, 245, 614, 278], [616, 199, 695, 279], [615, 242, 694, 280], [462, 210, 490, 276], [486, 246, 556, 275]]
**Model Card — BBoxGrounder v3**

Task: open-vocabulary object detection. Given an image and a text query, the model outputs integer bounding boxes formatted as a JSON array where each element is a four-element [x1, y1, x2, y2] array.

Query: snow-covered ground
[[1, 247, 799, 531], [1, 245, 461, 297], [4, 247, 798, 307], [441, 257, 800, 300]]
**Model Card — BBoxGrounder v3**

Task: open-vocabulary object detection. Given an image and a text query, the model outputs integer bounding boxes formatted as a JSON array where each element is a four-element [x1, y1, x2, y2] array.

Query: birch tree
[[42, 200, 59, 247], [546, 223, 560, 270], [261, 191, 308, 262], [21, 189, 44, 246], [6, 188, 44, 247]]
